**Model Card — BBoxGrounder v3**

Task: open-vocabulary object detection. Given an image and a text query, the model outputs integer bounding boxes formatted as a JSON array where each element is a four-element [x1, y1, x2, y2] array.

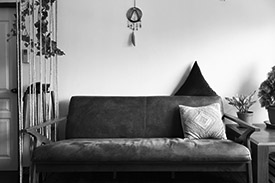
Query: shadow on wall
[[237, 65, 258, 95], [223, 65, 260, 117], [237, 66, 260, 116], [171, 63, 193, 95]]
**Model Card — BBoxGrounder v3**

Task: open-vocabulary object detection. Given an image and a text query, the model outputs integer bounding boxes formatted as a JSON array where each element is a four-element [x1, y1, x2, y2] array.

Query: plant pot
[[267, 106, 275, 124], [237, 111, 253, 127]]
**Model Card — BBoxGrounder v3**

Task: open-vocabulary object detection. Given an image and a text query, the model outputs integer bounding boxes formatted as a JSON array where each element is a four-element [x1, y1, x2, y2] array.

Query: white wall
[[57, 0, 275, 124]]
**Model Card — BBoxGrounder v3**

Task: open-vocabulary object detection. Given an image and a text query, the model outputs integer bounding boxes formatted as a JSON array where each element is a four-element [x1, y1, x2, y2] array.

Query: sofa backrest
[[65, 96, 223, 139]]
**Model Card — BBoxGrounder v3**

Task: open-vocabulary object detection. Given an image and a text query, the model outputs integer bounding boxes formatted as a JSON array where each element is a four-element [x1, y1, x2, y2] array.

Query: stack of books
[[270, 153, 275, 183]]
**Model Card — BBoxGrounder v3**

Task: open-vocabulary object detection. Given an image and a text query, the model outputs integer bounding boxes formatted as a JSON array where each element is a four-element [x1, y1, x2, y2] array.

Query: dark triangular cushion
[[175, 61, 217, 96]]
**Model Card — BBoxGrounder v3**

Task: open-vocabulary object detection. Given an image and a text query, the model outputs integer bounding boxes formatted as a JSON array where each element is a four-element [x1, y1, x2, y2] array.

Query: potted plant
[[225, 90, 257, 125], [258, 66, 275, 124]]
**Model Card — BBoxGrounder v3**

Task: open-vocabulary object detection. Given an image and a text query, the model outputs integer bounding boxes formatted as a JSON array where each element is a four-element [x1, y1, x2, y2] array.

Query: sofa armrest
[[223, 113, 260, 148], [223, 113, 260, 130], [21, 117, 67, 147], [26, 117, 67, 131], [21, 128, 52, 146]]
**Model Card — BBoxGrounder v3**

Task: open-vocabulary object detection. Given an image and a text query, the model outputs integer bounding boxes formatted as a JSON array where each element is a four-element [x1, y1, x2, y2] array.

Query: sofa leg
[[171, 172, 175, 179], [29, 165, 32, 183], [113, 171, 117, 179], [247, 162, 253, 183], [30, 164, 37, 183], [30, 164, 40, 183]]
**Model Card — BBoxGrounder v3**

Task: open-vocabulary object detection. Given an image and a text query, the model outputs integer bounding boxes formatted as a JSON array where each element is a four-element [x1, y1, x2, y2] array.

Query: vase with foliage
[[258, 66, 275, 124], [225, 90, 257, 125]]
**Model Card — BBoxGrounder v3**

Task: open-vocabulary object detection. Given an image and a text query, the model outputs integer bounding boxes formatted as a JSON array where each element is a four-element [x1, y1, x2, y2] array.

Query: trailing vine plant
[[7, 0, 65, 59]]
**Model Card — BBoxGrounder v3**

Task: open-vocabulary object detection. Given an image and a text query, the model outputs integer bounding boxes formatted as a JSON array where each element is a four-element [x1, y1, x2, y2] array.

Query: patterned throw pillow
[[179, 103, 227, 140]]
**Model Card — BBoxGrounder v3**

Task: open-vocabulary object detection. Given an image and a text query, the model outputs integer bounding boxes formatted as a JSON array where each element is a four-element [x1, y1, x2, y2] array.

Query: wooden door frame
[[0, 1, 18, 173]]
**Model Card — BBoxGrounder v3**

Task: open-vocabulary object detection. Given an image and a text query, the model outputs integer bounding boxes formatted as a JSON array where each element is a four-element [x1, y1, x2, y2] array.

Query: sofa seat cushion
[[32, 138, 251, 163]]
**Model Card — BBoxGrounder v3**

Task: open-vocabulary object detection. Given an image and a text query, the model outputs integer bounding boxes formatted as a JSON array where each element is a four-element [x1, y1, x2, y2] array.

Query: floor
[[0, 170, 247, 183]]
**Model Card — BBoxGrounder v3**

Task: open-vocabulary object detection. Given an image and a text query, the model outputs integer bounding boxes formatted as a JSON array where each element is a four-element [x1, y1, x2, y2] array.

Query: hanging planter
[[10, 1, 63, 183]]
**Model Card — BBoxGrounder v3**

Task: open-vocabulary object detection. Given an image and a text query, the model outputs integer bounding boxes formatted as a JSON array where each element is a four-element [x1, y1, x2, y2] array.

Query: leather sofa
[[25, 95, 258, 183]]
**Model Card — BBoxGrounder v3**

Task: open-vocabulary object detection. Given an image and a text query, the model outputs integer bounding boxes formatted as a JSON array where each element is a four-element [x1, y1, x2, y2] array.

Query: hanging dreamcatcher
[[126, 0, 143, 46]]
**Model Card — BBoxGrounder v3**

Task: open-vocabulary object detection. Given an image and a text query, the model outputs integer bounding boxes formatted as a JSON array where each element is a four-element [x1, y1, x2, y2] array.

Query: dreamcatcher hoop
[[127, 7, 142, 23]]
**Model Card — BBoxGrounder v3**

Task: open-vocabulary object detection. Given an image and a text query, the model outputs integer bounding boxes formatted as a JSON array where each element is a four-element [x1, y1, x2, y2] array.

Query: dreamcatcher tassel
[[127, 21, 142, 31]]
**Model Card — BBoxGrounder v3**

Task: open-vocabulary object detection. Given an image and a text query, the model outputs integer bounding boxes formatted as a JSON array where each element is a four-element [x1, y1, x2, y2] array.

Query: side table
[[227, 123, 275, 183]]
